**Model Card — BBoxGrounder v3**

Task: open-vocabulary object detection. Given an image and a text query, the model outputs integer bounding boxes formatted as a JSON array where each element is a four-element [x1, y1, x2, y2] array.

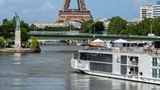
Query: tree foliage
[[21, 28, 29, 43], [0, 38, 5, 48], [108, 16, 160, 36], [1, 19, 15, 39], [108, 16, 127, 34], [81, 20, 105, 34], [30, 37, 39, 48], [94, 21, 105, 34], [0, 19, 29, 46], [81, 20, 94, 33]]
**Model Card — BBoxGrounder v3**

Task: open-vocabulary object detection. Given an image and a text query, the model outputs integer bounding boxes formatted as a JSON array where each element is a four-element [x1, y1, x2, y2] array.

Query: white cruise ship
[[71, 40, 160, 85]]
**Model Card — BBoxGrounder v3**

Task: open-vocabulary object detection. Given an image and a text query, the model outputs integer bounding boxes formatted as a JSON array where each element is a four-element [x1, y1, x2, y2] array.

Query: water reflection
[[13, 53, 22, 65], [0, 46, 160, 90], [67, 72, 160, 90]]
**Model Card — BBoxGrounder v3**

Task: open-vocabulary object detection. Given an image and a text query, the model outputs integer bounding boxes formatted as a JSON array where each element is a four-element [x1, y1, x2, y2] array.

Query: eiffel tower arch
[[57, 0, 93, 24]]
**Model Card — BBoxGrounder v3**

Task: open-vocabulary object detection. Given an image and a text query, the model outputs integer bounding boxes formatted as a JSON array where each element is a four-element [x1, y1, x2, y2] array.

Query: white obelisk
[[15, 12, 21, 48]]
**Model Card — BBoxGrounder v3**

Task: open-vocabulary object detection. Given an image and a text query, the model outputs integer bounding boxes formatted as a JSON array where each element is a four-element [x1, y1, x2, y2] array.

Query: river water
[[0, 45, 160, 90]]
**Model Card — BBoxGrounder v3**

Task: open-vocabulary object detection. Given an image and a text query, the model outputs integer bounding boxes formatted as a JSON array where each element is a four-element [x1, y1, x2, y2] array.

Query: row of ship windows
[[79, 53, 139, 65], [90, 63, 137, 76], [80, 53, 113, 63], [90, 62, 112, 73]]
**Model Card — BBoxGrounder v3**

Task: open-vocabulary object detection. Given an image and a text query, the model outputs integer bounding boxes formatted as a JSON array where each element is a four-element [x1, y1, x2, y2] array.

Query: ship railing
[[84, 46, 160, 55]]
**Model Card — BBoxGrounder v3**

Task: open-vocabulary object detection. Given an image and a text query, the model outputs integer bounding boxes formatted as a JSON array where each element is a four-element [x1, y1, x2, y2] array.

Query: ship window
[[159, 69, 160, 78], [80, 53, 86, 60], [121, 65, 127, 75], [80, 53, 113, 63], [152, 69, 158, 78], [80, 52, 90, 60], [90, 53, 96, 61], [85, 53, 90, 60], [121, 56, 127, 64], [90, 53, 99, 61], [152, 58, 158, 67], [90, 62, 112, 72], [103, 54, 112, 63]]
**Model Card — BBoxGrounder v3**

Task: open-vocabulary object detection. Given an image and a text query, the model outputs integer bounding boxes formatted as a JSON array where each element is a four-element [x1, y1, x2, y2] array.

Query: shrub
[[0, 37, 5, 48], [30, 37, 39, 48]]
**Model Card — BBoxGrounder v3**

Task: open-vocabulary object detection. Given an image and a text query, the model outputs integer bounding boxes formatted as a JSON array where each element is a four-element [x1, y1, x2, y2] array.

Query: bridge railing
[[29, 31, 160, 41], [29, 31, 80, 35]]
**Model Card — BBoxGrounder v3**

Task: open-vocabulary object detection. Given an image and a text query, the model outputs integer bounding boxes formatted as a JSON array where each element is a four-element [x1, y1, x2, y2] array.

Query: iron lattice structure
[[57, 0, 93, 23]]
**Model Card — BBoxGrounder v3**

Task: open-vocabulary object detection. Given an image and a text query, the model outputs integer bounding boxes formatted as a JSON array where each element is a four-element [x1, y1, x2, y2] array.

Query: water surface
[[0, 45, 160, 90]]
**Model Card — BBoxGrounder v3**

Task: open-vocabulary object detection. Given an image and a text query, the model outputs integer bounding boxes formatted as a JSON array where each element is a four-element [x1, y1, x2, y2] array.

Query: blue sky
[[0, 0, 157, 23]]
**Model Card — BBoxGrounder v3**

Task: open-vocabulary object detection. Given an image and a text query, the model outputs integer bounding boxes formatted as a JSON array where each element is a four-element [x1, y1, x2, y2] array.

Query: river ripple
[[0, 45, 160, 90]]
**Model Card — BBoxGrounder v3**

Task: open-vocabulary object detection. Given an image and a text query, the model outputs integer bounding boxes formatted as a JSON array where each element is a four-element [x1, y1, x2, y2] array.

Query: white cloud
[[0, 0, 4, 5], [41, 1, 56, 11]]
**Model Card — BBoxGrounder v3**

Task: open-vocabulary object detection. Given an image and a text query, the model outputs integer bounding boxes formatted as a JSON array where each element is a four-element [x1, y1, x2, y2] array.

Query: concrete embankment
[[0, 48, 41, 53]]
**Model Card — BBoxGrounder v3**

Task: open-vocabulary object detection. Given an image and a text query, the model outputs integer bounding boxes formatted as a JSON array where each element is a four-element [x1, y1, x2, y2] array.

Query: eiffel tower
[[57, 0, 93, 24]]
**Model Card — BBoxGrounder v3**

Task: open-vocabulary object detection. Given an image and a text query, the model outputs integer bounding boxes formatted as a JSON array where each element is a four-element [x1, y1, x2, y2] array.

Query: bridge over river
[[29, 31, 160, 41]]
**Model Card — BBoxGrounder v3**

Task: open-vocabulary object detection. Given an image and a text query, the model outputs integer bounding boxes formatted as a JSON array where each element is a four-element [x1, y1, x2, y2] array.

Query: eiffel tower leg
[[63, 0, 71, 10], [78, 0, 86, 11]]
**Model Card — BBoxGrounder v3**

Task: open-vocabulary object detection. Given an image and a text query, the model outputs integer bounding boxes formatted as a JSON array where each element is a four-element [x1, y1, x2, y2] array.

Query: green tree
[[20, 21, 29, 30], [30, 37, 39, 48], [138, 18, 152, 35], [0, 37, 5, 48], [152, 18, 160, 36], [0, 19, 30, 43], [0, 26, 2, 36], [21, 28, 29, 44], [29, 24, 37, 31], [108, 16, 127, 34], [122, 24, 138, 35], [81, 20, 94, 33], [1, 19, 15, 39], [94, 21, 105, 34]]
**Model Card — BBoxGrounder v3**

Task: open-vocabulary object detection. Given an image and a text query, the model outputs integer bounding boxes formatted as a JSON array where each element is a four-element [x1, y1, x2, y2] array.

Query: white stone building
[[140, 4, 160, 19]]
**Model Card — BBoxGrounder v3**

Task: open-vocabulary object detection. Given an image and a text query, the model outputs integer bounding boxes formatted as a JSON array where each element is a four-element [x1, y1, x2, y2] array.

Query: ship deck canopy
[[113, 39, 128, 43], [113, 39, 151, 48]]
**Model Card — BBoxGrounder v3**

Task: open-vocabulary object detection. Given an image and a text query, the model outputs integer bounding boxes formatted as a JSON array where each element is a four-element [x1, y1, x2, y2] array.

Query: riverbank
[[0, 48, 41, 53]]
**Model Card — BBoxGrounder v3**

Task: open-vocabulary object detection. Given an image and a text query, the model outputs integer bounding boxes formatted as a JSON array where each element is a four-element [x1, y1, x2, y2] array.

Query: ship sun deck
[[82, 46, 160, 56]]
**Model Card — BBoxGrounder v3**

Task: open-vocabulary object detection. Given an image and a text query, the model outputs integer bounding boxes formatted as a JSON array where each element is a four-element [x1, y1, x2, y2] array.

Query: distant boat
[[89, 39, 105, 47], [88, 42, 104, 47]]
